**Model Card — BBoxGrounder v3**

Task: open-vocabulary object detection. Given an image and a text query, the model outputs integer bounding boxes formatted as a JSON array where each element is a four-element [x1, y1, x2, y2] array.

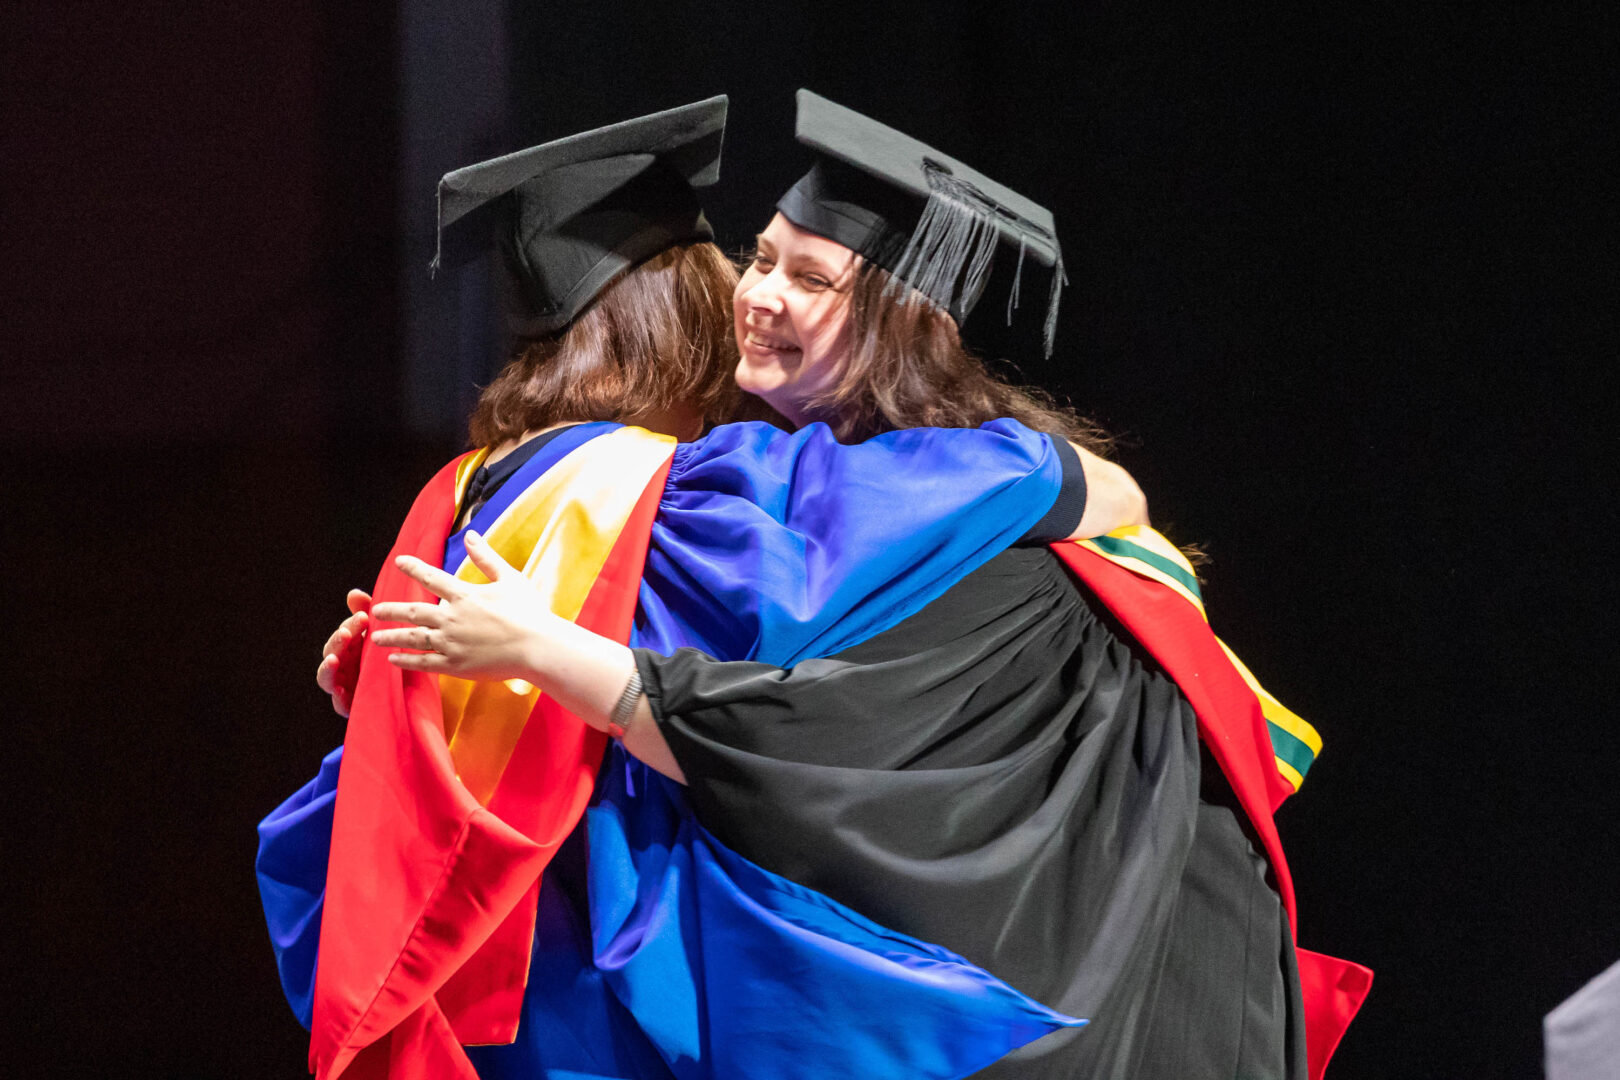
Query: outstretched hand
[[316, 588, 372, 717], [371, 531, 560, 681], [376, 530, 685, 783]]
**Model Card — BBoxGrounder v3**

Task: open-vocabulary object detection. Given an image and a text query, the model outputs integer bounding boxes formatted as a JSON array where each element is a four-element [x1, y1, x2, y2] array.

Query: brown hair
[[791, 260, 1114, 454], [802, 262, 1209, 561], [468, 241, 740, 446]]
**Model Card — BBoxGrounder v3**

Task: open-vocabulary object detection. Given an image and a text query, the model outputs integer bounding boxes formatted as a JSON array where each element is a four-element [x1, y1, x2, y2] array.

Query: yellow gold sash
[[438, 425, 677, 805]]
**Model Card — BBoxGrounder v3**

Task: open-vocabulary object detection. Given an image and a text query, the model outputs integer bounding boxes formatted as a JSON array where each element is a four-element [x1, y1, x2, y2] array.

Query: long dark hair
[[469, 241, 741, 446], [791, 260, 1114, 454]]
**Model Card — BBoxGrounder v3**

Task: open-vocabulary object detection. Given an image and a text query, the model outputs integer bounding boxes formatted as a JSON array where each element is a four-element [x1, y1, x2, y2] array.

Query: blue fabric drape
[[257, 419, 1080, 1077]]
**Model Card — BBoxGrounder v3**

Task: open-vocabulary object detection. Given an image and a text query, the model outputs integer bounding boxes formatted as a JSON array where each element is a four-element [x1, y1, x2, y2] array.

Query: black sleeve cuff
[[633, 646, 673, 725], [633, 645, 705, 783], [1018, 435, 1087, 544]]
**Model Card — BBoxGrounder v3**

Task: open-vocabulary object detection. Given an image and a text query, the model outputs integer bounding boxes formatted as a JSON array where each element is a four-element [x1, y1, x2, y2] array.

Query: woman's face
[[733, 213, 857, 428]]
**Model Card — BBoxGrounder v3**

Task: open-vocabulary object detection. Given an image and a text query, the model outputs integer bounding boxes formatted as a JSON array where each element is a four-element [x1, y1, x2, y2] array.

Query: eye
[[802, 274, 832, 290], [748, 250, 775, 271]]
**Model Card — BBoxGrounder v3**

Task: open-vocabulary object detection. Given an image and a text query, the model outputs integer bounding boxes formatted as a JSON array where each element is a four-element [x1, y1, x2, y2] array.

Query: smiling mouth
[[745, 329, 800, 353]]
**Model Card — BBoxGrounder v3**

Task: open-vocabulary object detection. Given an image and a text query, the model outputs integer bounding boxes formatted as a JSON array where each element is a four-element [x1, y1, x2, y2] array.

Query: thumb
[[346, 588, 373, 615], [464, 530, 517, 583]]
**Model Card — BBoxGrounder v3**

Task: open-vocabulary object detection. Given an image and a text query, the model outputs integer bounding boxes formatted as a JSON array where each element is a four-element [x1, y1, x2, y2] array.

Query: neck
[[485, 422, 575, 466], [617, 402, 705, 442]]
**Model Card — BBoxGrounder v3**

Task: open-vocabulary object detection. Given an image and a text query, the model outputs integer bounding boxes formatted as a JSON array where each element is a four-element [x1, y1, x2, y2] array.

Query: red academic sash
[[1052, 539, 1373, 1080], [310, 434, 676, 1080]]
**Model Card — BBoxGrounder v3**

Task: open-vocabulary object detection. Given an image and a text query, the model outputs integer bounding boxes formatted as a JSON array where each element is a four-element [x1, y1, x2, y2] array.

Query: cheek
[[800, 305, 851, 385]]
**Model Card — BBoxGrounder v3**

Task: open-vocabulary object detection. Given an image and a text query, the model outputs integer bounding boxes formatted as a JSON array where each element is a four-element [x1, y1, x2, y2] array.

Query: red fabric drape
[[1052, 544, 1372, 1080], [311, 454, 674, 1078]]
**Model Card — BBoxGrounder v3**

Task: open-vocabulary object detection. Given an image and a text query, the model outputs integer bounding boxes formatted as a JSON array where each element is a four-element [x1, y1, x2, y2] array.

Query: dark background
[[5, 2, 1615, 1076]]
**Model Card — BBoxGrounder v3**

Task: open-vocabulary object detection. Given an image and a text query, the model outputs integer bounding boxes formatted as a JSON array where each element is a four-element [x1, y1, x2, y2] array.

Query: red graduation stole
[[1052, 528, 1373, 1080], [310, 428, 677, 1080]]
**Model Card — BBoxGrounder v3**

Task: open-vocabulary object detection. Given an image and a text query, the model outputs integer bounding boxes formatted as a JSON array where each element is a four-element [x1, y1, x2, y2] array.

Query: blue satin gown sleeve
[[577, 418, 1090, 1079], [256, 417, 1084, 1075], [255, 744, 343, 1028], [636, 418, 1067, 663]]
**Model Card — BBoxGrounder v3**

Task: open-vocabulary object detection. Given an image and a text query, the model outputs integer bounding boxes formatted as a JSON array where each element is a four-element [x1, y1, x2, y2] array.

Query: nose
[[740, 267, 787, 316]]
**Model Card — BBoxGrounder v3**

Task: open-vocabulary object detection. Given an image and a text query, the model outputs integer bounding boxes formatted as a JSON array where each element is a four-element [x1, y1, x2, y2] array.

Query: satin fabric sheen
[[258, 419, 1080, 1078], [303, 434, 676, 1079], [1054, 542, 1371, 1079], [258, 745, 343, 1023], [629, 539, 1370, 1078], [633, 549, 1203, 1078], [634, 418, 1071, 664]]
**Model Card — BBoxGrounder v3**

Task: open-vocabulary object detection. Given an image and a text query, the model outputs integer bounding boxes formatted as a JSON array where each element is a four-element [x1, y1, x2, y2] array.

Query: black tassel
[[885, 162, 1001, 319], [429, 184, 446, 277], [887, 161, 1064, 357], [1006, 234, 1026, 327], [1043, 252, 1066, 360]]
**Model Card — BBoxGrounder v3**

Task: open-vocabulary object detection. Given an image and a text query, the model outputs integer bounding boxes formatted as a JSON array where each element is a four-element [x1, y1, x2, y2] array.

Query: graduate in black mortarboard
[[366, 89, 1369, 1079], [652, 90, 1366, 1080], [259, 92, 1163, 1080]]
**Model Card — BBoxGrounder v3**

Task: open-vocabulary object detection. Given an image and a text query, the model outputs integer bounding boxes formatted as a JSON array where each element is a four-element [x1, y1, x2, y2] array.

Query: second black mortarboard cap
[[777, 90, 1065, 356], [434, 95, 727, 337]]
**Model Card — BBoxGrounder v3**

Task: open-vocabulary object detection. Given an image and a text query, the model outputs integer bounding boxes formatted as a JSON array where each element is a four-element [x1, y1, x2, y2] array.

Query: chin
[[732, 358, 774, 396]]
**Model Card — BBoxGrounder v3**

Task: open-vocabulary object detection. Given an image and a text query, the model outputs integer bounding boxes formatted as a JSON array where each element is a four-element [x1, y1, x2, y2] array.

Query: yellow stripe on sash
[[438, 426, 677, 805], [1216, 639, 1323, 792], [1216, 643, 1323, 756], [1077, 525, 1207, 619], [1076, 524, 1322, 792]]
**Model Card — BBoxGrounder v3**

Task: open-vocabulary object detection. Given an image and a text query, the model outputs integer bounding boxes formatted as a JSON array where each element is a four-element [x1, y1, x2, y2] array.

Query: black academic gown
[[634, 546, 1306, 1079]]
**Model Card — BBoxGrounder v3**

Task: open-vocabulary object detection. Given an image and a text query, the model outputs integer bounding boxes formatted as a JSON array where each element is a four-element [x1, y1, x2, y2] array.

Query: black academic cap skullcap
[[434, 95, 727, 337], [777, 90, 1065, 356]]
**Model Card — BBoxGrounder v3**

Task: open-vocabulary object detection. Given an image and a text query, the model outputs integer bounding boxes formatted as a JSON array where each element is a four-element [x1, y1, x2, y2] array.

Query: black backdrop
[[5, 2, 1615, 1077]]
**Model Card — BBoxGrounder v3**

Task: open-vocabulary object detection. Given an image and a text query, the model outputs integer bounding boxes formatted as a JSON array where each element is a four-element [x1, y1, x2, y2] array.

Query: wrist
[[606, 667, 642, 740], [516, 608, 569, 683]]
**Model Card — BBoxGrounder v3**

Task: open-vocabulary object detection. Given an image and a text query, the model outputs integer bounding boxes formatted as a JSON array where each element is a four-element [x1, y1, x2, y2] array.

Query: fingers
[[317, 654, 352, 718], [386, 650, 454, 673], [463, 530, 517, 583], [394, 554, 467, 601], [317, 653, 339, 694], [342, 609, 369, 640], [323, 610, 369, 659], [321, 589, 373, 660], [372, 626, 442, 652], [371, 601, 445, 629]]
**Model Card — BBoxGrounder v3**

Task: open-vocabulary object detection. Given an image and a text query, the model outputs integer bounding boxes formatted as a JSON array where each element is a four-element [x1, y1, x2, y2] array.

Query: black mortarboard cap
[[777, 90, 1065, 356], [433, 95, 727, 337]]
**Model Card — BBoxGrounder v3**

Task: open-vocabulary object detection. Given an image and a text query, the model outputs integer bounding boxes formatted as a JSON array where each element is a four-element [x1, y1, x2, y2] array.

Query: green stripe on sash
[[1268, 719, 1317, 781], [1080, 527, 1321, 796], [1088, 534, 1204, 602]]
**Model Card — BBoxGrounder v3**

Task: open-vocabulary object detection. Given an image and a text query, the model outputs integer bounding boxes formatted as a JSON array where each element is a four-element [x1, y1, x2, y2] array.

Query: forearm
[[514, 613, 684, 782], [1069, 444, 1148, 538], [374, 540, 686, 783]]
